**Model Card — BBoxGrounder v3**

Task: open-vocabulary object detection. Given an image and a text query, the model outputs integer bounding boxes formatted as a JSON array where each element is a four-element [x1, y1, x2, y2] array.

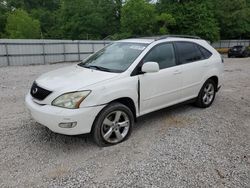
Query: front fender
[[80, 76, 139, 114]]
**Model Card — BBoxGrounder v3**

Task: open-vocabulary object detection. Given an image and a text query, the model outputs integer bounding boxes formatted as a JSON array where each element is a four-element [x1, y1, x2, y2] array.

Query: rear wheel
[[195, 79, 216, 108], [92, 102, 134, 147], [243, 51, 248, 58]]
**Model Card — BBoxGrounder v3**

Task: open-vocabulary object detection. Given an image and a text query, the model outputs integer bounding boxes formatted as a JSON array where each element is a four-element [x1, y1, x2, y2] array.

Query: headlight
[[52, 91, 91, 109]]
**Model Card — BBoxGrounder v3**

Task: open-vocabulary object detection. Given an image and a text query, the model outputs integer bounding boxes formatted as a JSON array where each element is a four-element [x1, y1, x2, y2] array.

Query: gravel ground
[[0, 58, 250, 188]]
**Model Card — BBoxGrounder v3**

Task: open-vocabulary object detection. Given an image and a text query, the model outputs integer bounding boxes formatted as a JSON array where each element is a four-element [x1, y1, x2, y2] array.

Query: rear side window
[[175, 42, 204, 64], [143, 43, 176, 69], [198, 45, 212, 59]]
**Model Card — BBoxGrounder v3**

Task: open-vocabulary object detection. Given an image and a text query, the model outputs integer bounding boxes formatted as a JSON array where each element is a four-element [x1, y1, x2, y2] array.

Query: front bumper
[[25, 94, 105, 135]]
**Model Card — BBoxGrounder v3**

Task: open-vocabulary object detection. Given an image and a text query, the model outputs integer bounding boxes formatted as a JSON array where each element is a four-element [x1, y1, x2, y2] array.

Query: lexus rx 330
[[26, 36, 224, 146]]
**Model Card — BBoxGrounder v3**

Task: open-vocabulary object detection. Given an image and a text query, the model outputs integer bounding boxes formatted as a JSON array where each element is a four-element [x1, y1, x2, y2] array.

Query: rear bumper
[[228, 51, 243, 57], [25, 93, 105, 135]]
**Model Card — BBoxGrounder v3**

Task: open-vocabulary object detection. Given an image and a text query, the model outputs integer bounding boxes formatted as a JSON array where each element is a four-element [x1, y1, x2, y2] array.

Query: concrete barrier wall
[[0, 39, 111, 67]]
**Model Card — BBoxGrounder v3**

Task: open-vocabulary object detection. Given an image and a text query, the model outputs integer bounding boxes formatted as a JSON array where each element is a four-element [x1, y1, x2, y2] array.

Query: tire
[[92, 102, 134, 147], [195, 79, 216, 108], [243, 51, 248, 58]]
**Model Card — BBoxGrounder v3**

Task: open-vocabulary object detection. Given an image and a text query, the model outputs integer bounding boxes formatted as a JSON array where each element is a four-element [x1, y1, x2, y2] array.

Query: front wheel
[[195, 79, 216, 108], [92, 102, 134, 147]]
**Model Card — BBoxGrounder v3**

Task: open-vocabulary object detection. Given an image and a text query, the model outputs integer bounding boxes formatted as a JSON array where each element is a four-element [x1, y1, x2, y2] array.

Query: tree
[[156, 13, 176, 34], [157, 0, 220, 42], [5, 9, 41, 39], [1, 0, 249, 40], [0, 1, 8, 37], [30, 8, 59, 39], [95, 0, 121, 37], [120, 0, 156, 37], [58, 0, 121, 40], [214, 0, 250, 39], [3, 0, 60, 39], [4, 0, 60, 11]]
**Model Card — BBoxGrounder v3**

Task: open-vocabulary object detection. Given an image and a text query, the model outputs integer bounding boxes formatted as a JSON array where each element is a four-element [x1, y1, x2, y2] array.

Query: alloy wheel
[[101, 111, 130, 144], [202, 83, 215, 105]]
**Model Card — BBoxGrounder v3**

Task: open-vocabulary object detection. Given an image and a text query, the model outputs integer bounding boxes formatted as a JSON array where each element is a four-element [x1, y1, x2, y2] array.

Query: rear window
[[197, 45, 212, 59], [175, 42, 204, 64]]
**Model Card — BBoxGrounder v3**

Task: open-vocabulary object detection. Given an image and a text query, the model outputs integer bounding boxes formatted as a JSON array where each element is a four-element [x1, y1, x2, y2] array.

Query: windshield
[[78, 42, 148, 73]]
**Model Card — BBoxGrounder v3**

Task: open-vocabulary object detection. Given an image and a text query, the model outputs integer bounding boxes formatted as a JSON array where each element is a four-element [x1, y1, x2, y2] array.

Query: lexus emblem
[[32, 88, 38, 94]]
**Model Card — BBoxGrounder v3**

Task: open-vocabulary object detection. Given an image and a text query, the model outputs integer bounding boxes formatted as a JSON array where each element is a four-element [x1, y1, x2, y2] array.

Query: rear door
[[174, 41, 212, 100]]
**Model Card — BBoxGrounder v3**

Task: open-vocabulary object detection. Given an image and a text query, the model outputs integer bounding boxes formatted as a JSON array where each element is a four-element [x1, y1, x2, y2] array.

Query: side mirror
[[141, 62, 160, 73]]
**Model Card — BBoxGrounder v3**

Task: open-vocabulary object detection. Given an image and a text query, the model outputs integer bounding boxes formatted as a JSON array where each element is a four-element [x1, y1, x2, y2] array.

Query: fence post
[[5, 43, 10, 66], [63, 43, 66, 62], [42, 42, 46, 64], [92, 43, 94, 53], [77, 41, 80, 61]]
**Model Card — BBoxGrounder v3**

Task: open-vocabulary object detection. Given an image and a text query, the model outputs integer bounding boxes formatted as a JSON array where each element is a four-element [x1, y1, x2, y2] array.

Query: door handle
[[173, 70, 182, 75]]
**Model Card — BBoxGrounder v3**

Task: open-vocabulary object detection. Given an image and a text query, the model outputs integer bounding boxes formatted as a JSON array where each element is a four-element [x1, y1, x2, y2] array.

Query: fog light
[[59, 122, 77, 128]]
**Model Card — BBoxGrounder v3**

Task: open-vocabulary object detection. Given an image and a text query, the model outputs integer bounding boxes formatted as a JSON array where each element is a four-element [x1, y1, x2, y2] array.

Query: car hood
[[36, 65, 119, 91]]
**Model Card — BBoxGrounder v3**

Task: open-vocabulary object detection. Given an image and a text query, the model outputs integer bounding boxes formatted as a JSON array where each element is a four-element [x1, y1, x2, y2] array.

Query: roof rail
[[156, 35, 201, 40], [137, 35, 201, 41]]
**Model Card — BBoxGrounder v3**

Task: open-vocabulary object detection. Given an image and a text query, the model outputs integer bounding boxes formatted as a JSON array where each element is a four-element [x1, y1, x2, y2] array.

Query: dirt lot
[[0, 58, 250, 187]]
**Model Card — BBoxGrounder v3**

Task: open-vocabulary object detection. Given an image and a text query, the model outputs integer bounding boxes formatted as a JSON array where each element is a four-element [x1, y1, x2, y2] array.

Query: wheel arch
[[207, 76, 218, 91], [108, 97, 137, 121], [91, 97, 137, 134]]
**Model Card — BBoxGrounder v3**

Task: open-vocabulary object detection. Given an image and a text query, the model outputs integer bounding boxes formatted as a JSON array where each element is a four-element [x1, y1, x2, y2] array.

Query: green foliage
[[110, 32, 132, 40], [5, 9, 41, 39], [156, 13, 176, 34], [214, 0, 250, 39], [0, 1, 7, 37], [4, 0, 60, 11], [3, 0, 60, 39], [30, 8, 59, 39], [58, 0, 120, 40], [157, 1, 220, 42], [0, 0, 249, 40], [120, 0, 156, 37]]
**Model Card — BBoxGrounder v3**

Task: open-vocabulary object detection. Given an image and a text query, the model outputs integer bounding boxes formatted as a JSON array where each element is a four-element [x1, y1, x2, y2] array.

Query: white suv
[[26, 36, 223, 146]]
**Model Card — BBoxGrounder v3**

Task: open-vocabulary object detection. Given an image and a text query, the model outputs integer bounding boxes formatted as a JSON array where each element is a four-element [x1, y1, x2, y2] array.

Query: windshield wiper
[[78, 63, 123, 73], [80, 64, 115, 72]]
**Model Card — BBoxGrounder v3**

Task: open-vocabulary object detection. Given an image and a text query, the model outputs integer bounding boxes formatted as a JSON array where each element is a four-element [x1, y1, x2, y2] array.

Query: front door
[[139, 43, 183, 115]]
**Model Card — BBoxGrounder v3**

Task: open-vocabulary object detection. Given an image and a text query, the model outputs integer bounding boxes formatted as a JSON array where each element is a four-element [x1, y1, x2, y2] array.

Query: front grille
[[30, 82, 52, 101]]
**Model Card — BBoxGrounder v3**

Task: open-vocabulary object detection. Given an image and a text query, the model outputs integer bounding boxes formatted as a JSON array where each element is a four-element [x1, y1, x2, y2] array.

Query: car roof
[[118, 38, 155, 44]]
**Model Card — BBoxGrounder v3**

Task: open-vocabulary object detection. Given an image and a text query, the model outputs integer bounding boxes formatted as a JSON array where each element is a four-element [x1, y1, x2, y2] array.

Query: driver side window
[[143, 43, 176, 69]]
